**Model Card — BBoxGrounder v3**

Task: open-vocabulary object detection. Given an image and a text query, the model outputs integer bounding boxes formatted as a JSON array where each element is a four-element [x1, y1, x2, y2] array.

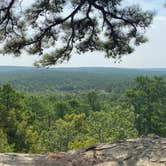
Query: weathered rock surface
[[0, 136, 166, 166]]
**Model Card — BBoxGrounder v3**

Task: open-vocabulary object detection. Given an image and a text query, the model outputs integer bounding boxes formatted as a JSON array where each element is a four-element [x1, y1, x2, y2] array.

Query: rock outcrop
[[0, 136, 166, 166]]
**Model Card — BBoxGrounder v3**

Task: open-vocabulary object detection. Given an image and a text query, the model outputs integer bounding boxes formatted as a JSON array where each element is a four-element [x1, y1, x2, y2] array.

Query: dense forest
[[0, 66, 166, 93], [0, 67, 165, 153]]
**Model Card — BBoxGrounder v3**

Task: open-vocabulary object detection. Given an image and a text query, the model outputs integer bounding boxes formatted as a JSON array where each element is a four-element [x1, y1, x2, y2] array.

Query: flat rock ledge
[[0, 136, 166, 166]]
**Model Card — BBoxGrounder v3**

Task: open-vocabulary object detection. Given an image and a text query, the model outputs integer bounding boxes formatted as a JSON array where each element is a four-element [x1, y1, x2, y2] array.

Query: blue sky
[[0, 0, 166, 68]]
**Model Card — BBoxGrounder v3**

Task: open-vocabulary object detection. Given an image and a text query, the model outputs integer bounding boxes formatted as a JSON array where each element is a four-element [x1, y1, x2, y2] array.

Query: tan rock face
[[0, 136, 165, 166], [0, 153, 47, 166], [95, 161, 119, 166]]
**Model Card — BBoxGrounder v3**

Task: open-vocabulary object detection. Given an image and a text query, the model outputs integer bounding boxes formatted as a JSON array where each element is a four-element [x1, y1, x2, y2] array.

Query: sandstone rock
[[0, 136, 165, 166]]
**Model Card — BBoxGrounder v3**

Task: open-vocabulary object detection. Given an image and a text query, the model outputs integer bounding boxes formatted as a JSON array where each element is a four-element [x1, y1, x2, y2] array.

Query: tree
[[0, 84, 35, 152], [87, 91, 101, 112], [126, 76, 166, 136], [0, 0, 153, 66], [0, 129, 13, 152], [0, 84, 24, 144], [86, 110, 137, 143], [54, 101, 73, 119], [40, 119, 76, 152]]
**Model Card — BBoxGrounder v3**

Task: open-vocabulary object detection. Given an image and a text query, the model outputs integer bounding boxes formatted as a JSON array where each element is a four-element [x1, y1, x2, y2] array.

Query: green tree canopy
[[0, 129, 13, 152], [126, 76, 166, 136], [0, 0, 153, 66], [86, 109, 137, 143], [87, 91, 101, 112], [0, 84, 36, 152]]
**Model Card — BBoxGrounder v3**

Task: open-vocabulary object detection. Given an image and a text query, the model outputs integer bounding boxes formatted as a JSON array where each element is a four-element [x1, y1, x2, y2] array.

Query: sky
[[0, 0, 166, 68]]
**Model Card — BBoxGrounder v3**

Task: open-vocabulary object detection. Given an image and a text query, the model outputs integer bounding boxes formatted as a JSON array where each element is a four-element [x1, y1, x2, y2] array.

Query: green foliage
[[0, 1, 153, 66], [0, 67, 166, 94], [86, 109, 137, 143], [69, 137, 97, 150], [0, 84, 38, 152], [86, 111, 112, 143], [126, 76, 166, 136], [0, 75, 165, 153], [0, 129, 13, 152], [40, 119, 76, 152], [54, 101, 73, 119], [109, 107, 138, 140], [87, 91, 101, 112]]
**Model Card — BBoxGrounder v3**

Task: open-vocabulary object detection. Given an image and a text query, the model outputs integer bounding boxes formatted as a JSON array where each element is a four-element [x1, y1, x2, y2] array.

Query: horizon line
[[0, 65, 166, 70]]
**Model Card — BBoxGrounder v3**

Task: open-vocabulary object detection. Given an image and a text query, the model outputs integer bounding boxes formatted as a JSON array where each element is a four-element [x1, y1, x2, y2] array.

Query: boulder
[[0, 136, 165, 166]]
